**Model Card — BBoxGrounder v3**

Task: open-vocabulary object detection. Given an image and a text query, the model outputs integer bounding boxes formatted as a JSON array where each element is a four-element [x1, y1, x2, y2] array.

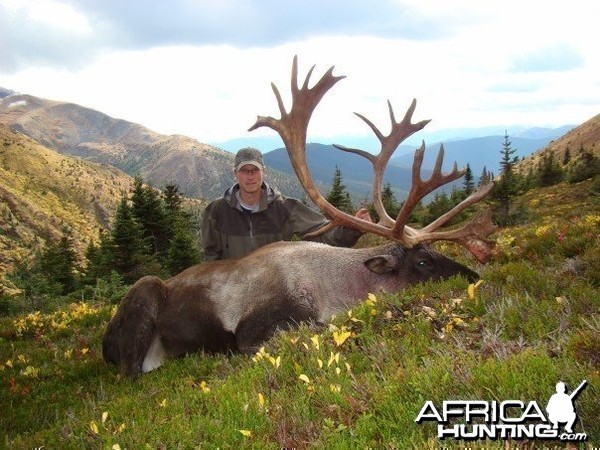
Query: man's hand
[[354, 208, 373, 223]]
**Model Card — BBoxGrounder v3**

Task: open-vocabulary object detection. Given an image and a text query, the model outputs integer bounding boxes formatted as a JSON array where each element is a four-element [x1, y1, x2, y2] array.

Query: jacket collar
[[224, 182, 278, 212]]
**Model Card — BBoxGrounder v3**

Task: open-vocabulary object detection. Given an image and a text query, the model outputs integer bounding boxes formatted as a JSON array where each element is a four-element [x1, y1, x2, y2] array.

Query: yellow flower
[[199, 381, 211, 393]]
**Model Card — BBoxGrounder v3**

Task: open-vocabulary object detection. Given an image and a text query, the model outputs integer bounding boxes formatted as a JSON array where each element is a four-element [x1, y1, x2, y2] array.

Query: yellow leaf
[[310, 334, 320, 350], [330, 384, 341, 393], [159, 398, 167, 407], [332, 330, 351, 347], [102, 411, 109, 424], [199, 381, 211, 393], [112, 445, 122, 450], [366, 293, 377, 305], [258, 393, 265, 409], [317, 358, 323, 369], [117, 423, 126, 433], [468, 280, 484, 299], [5, 360, 12, 368], [328, 352, 340, 367], [289, 336, 300, 344], [89, 421, 99, 435], [239, 429, 252, 437], [299, 374, 311, 384]]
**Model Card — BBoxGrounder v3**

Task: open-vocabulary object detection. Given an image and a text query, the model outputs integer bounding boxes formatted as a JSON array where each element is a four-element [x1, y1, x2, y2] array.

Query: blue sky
[[1, 0, 599, 151]]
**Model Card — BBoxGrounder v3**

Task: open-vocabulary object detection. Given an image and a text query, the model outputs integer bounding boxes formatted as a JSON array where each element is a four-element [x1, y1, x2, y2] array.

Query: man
[[201, 147, 371, 261]]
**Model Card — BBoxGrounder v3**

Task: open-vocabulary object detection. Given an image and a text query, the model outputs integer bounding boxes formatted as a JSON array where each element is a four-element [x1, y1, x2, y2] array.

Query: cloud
[[510, 43, 585, 73], [1, 0, 462, 73]]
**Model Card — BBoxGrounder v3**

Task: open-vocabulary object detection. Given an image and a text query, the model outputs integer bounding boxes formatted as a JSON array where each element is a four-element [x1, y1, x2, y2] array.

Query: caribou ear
[[364, 255, 397, 274]]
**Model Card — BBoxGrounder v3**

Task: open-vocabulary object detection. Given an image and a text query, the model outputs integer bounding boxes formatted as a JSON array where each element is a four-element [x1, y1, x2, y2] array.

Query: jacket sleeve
[[201, 201, 223, 261], [288, 200, 363, 247]]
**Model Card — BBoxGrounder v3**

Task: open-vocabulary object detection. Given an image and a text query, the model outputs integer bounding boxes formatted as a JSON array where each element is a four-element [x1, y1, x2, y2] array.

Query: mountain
[[0, 124, 134, 286], [263, 143, 434, 203], [0, 93, 237, 200], [391, 134, 568, 177]]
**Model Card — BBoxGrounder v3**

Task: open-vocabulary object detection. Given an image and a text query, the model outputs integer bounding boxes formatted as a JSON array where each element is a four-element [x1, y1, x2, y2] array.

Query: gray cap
[[235, 147, 264, 171]]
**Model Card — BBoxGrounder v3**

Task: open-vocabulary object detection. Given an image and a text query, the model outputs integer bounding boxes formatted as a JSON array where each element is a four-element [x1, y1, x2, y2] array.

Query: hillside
[[0, 125, 133, 287], [0, 93, 235, 200], [0, 179, 598, 447], [517, 113, 600, 174]]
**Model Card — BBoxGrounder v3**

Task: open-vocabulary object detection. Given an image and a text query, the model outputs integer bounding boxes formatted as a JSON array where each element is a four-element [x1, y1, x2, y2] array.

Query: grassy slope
[[0, 180, 598, 449]]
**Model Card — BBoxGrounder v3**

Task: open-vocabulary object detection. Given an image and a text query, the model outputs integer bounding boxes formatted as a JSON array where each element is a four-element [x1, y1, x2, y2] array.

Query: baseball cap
[[234, 147, 264, 171]]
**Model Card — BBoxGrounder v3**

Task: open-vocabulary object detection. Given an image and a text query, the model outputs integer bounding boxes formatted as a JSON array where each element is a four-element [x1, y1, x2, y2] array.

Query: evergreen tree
[[131, 176, 170, 259], [381, 183, 400, 218], [563, 147, 571, 165], [111, 196, 156, 283], [463, 164, 475, 195], [326, 166, 354, 213], [37, 229, 78, 295], [492, 131, 520, 225], [537, 151, 564, 187], [166, 216, 202, 275]]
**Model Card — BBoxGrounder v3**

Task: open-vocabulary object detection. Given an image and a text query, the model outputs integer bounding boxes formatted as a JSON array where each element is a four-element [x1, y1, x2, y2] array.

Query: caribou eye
[[417, 260, 432, 270]]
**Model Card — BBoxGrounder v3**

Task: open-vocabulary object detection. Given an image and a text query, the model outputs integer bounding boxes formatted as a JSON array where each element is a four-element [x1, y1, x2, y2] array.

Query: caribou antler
[[249, 56, 497, 262]]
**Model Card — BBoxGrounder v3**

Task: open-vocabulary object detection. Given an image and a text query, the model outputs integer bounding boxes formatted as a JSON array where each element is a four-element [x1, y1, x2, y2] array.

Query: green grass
[[1, 180, 599, 449]]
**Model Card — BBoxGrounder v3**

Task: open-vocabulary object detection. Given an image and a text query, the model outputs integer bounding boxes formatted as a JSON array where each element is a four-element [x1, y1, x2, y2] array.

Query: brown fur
[[103, 241, 478, 376]]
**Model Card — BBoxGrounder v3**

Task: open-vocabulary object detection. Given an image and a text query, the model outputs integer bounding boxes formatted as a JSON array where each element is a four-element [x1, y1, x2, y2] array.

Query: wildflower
[[199, 381, 211, 393]]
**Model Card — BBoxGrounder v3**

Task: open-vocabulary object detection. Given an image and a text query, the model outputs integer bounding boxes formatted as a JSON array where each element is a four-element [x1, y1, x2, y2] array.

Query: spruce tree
[[326, 166, 354, 213], [166, 216, 202, 275], [111, 196, 154, 283], [463, 164, 475, 195], [131, 176, 169, 259], [381, 182, 400, 218], [493, 131, 520, 225]]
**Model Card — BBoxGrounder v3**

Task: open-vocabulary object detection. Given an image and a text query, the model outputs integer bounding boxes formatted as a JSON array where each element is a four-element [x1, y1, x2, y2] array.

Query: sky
[[1, 0, 599, 152]]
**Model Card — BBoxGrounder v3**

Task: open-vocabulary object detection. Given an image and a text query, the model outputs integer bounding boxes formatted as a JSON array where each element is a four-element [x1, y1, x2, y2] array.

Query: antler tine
[[392, 142, 466, 238]]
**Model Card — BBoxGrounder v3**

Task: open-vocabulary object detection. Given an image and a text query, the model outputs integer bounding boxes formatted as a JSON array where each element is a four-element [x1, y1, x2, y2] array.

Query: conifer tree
[[463, 164, 475, 195], [326, 166, 354, 213], [131, 176, 169, 259], [38, 229, 78, 295], [493, 131, 520, 225], [166, 216, 202, 275], [111, 196, 154, 283], [381, 182, 400, 218]]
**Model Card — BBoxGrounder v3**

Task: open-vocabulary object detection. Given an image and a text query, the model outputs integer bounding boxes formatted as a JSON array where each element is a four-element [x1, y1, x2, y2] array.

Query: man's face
[[235, 164, 264, 196]]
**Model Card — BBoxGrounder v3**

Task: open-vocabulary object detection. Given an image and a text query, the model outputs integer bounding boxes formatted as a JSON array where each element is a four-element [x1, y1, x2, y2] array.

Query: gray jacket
[[201, 183, 362, 261]]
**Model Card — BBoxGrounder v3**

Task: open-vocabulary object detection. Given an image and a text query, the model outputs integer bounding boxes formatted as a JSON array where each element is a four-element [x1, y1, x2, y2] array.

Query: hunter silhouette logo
[[546, 380, 587, 434], [415, 379, 589, 442]]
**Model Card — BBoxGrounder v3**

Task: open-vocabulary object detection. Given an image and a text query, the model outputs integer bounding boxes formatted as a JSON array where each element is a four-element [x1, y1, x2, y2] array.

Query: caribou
[[103, 57, 496, 377]]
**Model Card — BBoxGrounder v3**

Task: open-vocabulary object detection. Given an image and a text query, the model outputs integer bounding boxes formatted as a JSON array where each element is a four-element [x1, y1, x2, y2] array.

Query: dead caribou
[[102, 57, 496, 377]]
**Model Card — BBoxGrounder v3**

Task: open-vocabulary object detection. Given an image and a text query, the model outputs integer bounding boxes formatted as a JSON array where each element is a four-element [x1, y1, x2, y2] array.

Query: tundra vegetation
[[0, 179, 598, 448]]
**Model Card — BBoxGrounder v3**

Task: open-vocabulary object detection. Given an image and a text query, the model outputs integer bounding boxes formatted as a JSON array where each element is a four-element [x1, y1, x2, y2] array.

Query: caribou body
[[103, 240, 478, 376], [103, 57, 496, 377]]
